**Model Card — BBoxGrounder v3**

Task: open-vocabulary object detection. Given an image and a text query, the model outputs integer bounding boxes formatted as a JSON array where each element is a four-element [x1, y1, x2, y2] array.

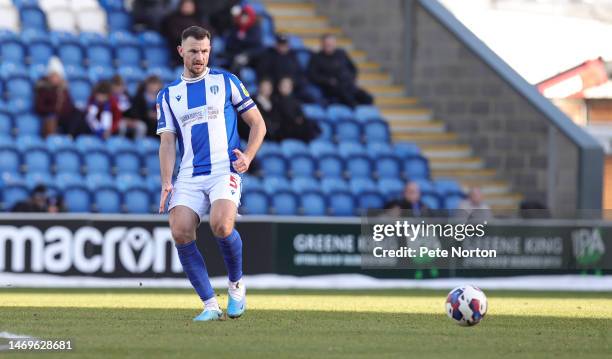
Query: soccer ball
[[445, 285, 488, 326]]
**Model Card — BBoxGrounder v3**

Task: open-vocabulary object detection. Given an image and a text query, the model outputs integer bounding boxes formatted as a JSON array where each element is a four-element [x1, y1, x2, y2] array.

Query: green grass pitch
[[0, 288, 610, 358]]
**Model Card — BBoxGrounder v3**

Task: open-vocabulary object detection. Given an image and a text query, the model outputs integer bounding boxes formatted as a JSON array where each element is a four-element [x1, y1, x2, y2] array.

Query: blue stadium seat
[[54, 149, 82, 174], [262, 176, 291, 194], [28, 63, 47, 81], [302, 104, 327, 121], [366, 142, 394, 157], [321, 177, 349, 194], [364, 120, 390, 143], [6, 76, 33, 101], [241, 175, 263, 192], [106, 135, 135, 154], [7, 98, 33, 114], [355, 105, 381, 122], [58, 42, 84, 67], [124, 187, 151, 213], [76, 135, 105, 152], [23, 148, 51, 174], [68, 79, 92, 109], [64, 65, 88, 81], [0, 62, 27, 80], [2, 184, 29, 211], [100, 0, 125, 11], [329, 191, 355, 216], [258, 142, 282, 157], [300, 191, 327, 216], [116, 44, 141, 67], [327, 104, 353, 121], [422, 193, 441, 210], [295, 49, 311, 70], [80, 32, 108, 46], [136, 137, 159, 155], [308, 139, 336, 157], [289, 154, 316, 178], [443, 193, 465, 210], [20, 6, 46, 30], [434, 178, 464, 196], [375, 155, 402, 178], [0, 147, 20, 174], [144, 152, 160, 176], [356, 191, 385, 212], [346, 155, 372, 179], [114, 150, 142, 174], [29, 40, 54, 66], [402, 155, 430, 180], [12, 0, 39, 8], [15, 135, 45, 151], [50, 31, 79, 46], [316, 119, 333, 141], [107, 10, 132, 31], [239, 67, 257, 86], [63, 185, 91, 212], [84, 150, 112, 174], [85, 173, 114, 191], [109, 31, 139, 46], [318, 154, 344, 178], [242, 190, 269, 215], [94, 185, 122, 213], [335, 120, 362, 142], [115, 174, 146, 191], [0, 134, 14, 147], [259, 153, 287, 177], [87, 44, 113, 67], [291, 176, 319, 193], [338, 141, 367, 158], [394, 142, 421, 157], [144, 46, 169, 67], [138, 31, 165, 47], [349, 178, 377, 195], [413, 179, 435, 195], [0, 112, 13, 134], [280, 139, 309, 156], [15, 113, 40, 136], [378, 178, 405, 200], [145, 174, 160, 193], [0, 39, 26, 64], [272, 190, 298, 215], [146, 66, 174, 83], [46, 134, 74, 151], [24, 173, 58, 197], [88, 65, 116, 83]]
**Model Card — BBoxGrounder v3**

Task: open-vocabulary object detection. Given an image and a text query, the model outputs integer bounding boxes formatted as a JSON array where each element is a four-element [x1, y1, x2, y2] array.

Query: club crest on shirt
[[210, 85, 219, 95], [239, 83, 250, 97]]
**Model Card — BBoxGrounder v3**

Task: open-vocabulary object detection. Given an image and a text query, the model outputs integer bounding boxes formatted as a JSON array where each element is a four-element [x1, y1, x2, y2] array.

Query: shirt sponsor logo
[[240, 83, 250, 97], [179, 109, 205, 126], [207, 106, 219, 121], [176, 94, 182, 101]]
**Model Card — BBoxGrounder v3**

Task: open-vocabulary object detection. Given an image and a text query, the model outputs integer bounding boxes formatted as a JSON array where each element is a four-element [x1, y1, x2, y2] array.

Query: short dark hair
[[181, 26, 211, 43]]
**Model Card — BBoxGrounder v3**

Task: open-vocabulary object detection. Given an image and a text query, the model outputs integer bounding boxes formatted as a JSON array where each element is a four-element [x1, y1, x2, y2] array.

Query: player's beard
[[187, 61, 206, 77]]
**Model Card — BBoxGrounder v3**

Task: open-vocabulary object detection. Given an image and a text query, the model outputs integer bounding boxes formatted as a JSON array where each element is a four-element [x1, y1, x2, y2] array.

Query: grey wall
[[410, 3, 579, 214], [311, 0, 407, 83]]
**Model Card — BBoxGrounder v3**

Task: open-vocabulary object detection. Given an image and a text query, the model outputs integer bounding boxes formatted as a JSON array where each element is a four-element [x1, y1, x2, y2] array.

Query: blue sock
[[215, 229, 243, 282], [175, 241, 215, 302]]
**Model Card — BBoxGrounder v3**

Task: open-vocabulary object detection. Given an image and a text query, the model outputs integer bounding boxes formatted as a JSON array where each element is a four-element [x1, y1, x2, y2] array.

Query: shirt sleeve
[[155, 89, 176, 135], [228, 73, 257, 115]]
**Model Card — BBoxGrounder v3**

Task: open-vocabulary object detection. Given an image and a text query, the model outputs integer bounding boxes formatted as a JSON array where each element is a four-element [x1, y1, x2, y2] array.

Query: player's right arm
[[156, 89, 177, 213]]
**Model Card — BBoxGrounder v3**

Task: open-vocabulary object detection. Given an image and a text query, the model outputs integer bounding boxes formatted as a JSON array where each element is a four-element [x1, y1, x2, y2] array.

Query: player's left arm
[[232, 107, 266, 174]]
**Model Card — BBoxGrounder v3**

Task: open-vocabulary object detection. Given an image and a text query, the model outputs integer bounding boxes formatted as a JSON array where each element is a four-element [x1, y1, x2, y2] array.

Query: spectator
[[11, 185, 50, 213], [256, 34, 313, 103], [127, 75, 163, 138], [209, 0, 241, 36], [34, 57, 80, 137], [455, 188, 493, 221], [111, 75, 131, 113], [274, 77, 320, 142], [132, 0, 178, 32], [307, 34, 373, 107], [226, 3, 263, 72], [85, 81, 121, 139], [161, 0, 211, 66], [240, 77, 281, 141], [112, 75, 146, 139], [384, 181, 431, 217]]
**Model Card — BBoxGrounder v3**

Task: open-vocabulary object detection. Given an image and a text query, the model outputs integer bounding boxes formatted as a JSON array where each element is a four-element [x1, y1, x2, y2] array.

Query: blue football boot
[[193, 308, 223, 322], [227, 281, 246, 319]]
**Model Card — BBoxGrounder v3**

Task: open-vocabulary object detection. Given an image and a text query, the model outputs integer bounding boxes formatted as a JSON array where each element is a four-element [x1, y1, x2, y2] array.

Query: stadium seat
[[302, 104, 327, 121], [54, 148, 82, 174], [146, 66, 174, 83], [316, 120, 334, 141], [329, 191, 355, 216], [434, 178, 464, 196], [335, 120, 362, 142], [0, 6, 19, 32], [28, 63, 47, 81], [338, 141, 367, 158], [262, 176, 291, 194], [345, 155, 371, 179], [402, 155, 430, 180], [75, 135, 105, 152], [50, 30, 78, 45], [280, 139, 309, 157], [107, 10, 131, 31], [375, 155, 402, 178], [443, 193, 465, 210], [356, 191, 385, 212], [241, 190, 269, 215], [64, 64, 87, 80], [23, 148, 51, 174], [355, 105, 381, 122], [136, 137, 159, 155], [295, 49, 311, 71], [143, 46, 169, 67], [0, 62, 28, 80], [317, 154, 344, 178], [24, 173, 59, 198], [321, 177, 349, 194], [76, 9, 107, 34], [124, 187, 151, 214], [327, 104, 353, 121], [38, 0, 70, 12], [144, 152, 160, 176], [6, 76, 33, 101], [422, 193, 441, 210], [378, 178, 405, 200], [85, 173, 114, 191], [106, 136, 135, 154], [15, 135, 45, 151], [138, 31, 164, 47], [15, 113, 40, 136], [364, 120, 390, 143], [239, 67, 257, 87], [259, 153, 287, 177], [291, 176, 319, 193], [94, 186, 122, 213], [116, 173, 147, 192], [272, 190, 298, 215], [88, 65, 115, 82], [69, 78, 92, 108], [287, 35, 304, 49], [289, 154, 316, 178], [116, 44, 141, 67], [0, 147, 20, 174], [58, 41, 84, 66], [63, 185, 91, 212], [257, 142, 281, 157], [308, 139, 336, 157], [241, 175, 263, 192], [84, 150, 112, 174], [413, 179, 435, 196], [349, 178, 377, 195], [7, 98, 33, 113], [0, 112, 12, 134], [300, 191, 327, 216], [20, 6, 47, 31], [366, 142, 394, 158], [79, 31, 107, 46], [394, 142, 421, 157], [100, 0, 125, 11], [0, 39, 26, 64], [2, 184, 29, 210], [114, 150, 142, 175], [87, 44, 113, 67], [70, 0, 100, 11], [46, 134, 74, 151], [47, 9, 77, 33]]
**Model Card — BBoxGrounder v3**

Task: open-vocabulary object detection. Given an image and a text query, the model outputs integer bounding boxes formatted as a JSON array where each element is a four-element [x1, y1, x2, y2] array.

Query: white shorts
[[168, 173, 242, 221]]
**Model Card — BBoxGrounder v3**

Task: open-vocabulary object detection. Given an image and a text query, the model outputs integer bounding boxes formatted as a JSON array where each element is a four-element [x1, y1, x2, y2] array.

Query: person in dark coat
[[239, 77, 281, 141], [161, 0, 212, 66], [12, 185, 49, 213], [384, 181, 431, 217], [307, 34, 373, 107], [273, 77, 320, 142], [127, 76, 163, 138]]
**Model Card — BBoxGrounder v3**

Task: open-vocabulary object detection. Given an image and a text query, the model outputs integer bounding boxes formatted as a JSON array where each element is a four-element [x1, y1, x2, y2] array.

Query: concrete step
[[303, 37, 354, 51], [365, 84, 405, 97], [389, 120, 446, 133], [432, 168, 498, 180], [382, 108, 431, 121], [273, 15, 329, 28], [392, 132, 460, 144], [349, 50, 367, 62], [265, 3, 317, 16], [356, 61, 381, 72], [357, 73, 392, 86], [485, 193, 524, 207], [275, 26, 343, 38], [429, 157, 484, 170], [376, 97, 419, 107], [457, 179, 511, 194], [421, 144, 472, 158]]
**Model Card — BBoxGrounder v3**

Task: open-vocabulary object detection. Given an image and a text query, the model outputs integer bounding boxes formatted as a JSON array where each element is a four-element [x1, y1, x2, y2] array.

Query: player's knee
[[171, 226, 195, 245], [211, 221, 233, 238]]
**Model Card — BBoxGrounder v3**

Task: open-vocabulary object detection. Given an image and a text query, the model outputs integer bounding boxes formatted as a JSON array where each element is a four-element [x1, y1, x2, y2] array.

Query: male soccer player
[[156, 26, 266, 321]]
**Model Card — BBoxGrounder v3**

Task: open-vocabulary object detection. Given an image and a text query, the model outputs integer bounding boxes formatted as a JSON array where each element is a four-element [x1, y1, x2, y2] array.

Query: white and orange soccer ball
[[445, 285, 488, 326]]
